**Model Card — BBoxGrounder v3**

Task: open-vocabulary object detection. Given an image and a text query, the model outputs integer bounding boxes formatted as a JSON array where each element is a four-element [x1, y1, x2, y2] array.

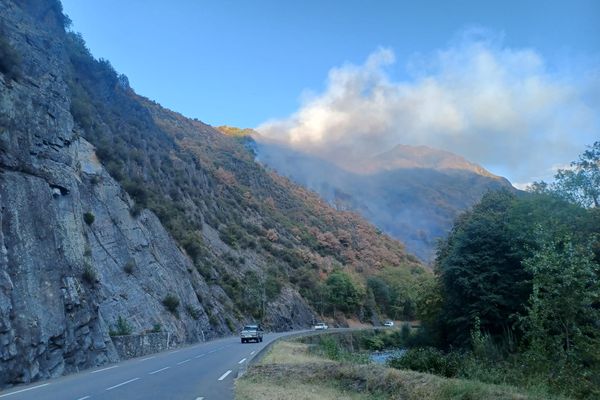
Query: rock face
[[0, 0, 221, 385]]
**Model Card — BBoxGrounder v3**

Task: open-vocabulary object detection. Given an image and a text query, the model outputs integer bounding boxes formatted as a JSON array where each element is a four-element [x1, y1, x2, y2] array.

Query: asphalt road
[[0, 330, 305, 400]]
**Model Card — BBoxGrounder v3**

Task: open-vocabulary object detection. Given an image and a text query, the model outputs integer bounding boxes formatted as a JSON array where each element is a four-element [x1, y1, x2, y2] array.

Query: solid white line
[[170, 349, 181, 354], [90, 365, 118, 374], [105, 377, 139, 391], [194, 353, 206, 359], [149, 366, 170, 375], [76, 396, 91, 400], [140, 356, 156, 361], [218, 370, 232, 381], [238, 358, 247, 364], [0, 384, 50, 398], [177, 358, 191, 365]]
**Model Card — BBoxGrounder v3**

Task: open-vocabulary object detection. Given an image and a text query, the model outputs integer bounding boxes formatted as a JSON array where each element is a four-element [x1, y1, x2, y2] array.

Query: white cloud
[[256, 32, 600, 183]]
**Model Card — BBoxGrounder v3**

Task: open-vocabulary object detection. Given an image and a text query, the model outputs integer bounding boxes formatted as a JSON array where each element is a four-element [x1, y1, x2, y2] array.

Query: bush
[[109, 315, 133, 336], [150, 323, 161, 333], [388, 347, 463, 378], [185, 304, 200, 320], [400, 322, 411, 343], [162, 294, 180, 316], [83, 212, 95, 225], [123, 260, 135, 275], [0, 32, 21, 82], [82, 263, 98, 285]]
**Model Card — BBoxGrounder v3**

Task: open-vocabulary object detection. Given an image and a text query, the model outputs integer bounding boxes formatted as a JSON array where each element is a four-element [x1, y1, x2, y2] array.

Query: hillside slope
[[0, 0, 422, 386], [253, 139, 513, 261]]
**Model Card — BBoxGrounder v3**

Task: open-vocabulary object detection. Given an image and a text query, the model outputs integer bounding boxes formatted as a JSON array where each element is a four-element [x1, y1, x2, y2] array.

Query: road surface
[[0, 330, 304, 400]]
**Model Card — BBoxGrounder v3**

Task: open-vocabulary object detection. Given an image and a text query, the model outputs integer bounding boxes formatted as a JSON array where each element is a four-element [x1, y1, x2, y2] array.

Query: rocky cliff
[[0, 0, 421, 387], [0, 0, 230, 385]]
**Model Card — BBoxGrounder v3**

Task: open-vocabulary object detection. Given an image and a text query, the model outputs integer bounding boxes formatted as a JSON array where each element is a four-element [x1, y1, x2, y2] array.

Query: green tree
[[325, 271, 362, 316], [521, 232, 600, 396], [436, 189, 531, 346], [367, 276, 391, 315], [546, 141, 600, 208]]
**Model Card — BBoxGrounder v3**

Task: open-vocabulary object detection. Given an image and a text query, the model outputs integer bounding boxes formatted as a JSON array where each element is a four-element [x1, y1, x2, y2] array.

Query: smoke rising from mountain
[[257, 31, 600, 184]]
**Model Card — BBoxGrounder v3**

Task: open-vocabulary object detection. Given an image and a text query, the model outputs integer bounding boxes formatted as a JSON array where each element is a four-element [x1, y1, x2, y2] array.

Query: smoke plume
[[257, 30, 600, 184]]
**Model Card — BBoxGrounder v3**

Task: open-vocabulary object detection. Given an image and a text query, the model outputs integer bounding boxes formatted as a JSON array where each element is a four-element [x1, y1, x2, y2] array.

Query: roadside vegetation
[[236, 337, 553, 400]]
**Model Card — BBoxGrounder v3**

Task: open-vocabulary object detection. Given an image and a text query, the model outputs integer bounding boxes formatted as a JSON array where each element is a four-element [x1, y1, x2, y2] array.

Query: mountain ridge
[[250, 136, 514, 261]]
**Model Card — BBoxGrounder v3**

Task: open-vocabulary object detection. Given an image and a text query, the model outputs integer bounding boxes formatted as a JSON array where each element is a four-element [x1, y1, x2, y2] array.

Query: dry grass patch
[[236, 378, 380, 400], [260, 341, 332, 365]]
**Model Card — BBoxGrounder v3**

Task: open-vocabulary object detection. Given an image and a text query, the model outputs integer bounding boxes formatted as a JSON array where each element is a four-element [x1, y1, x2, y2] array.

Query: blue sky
[[62, 0, 599, 184]]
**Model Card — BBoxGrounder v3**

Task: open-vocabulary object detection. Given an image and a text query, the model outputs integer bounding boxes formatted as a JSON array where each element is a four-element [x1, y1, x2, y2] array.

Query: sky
[[62, 0, 600, 186]]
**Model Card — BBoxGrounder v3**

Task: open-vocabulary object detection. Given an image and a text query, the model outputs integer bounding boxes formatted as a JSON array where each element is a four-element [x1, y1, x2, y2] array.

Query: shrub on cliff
[[162, 294, 180, 316], [0, 26, 21, 82], [83, 212, 95, 225], [109, 315, 133, 336], [82, 263, 98, 285]]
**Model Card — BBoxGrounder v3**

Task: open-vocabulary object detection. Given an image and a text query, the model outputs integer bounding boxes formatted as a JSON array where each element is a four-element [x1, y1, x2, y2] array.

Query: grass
[[236, 379, 380, 400], [235, 339, 563, 400]]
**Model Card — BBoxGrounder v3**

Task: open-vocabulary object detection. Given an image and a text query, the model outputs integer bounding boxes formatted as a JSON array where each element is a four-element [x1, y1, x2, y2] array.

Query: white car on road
[[314, 322, 328, 330]]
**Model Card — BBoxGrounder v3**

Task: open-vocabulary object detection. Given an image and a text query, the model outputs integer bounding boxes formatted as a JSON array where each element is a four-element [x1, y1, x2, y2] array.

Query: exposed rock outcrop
[[0, 0, 220, 386]]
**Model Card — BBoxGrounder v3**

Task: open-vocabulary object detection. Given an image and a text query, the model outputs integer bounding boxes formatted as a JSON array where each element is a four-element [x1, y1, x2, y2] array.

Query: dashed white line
[[238, 358, 247, 364], [105, 377, 139, 391], [195, 397, 204, 400], [0, 384, 50, 398], [170, 349, 181, 354], [76, 396, 91, 400], [149, 366, 170, 375], [250, 351, 256, 355], [177, 358, 191, 365], [194, 353, 206, 359], [90, 365, 118, 374], [140, 356, 156, 361], [218, 370, 232, 381]]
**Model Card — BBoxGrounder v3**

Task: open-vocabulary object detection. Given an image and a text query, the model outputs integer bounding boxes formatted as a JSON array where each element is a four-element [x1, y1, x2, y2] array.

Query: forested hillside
[[64, 24, 427, 324], [251, 137, 513, 261]]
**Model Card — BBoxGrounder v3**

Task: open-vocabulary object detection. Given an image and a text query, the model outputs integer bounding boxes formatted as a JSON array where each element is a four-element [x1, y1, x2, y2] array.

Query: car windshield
[[243, 325, 258, 330]]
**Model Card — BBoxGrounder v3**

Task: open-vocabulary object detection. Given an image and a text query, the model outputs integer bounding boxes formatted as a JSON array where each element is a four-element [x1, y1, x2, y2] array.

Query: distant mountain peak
[[362, 143, 499, 178]]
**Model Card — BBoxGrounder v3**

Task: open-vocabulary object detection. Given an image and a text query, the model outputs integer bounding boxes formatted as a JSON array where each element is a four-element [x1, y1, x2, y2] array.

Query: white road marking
[[90, 365, 118, 374], [238, 358, 247, 364], [207, 349, 217, 354], [0, 384, 50, 398], [194, 353, 206, 359], [140, 356, 155, 361], [170, 349, 181, 354], [76, 396, 91, 400], [195, 397, 204, 400], [218, 370, 232, 381], [177, 358, 191, 365], [149, 366, 171, 375], [105, 377, 139, 391], [250, 351, 256, 355]]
